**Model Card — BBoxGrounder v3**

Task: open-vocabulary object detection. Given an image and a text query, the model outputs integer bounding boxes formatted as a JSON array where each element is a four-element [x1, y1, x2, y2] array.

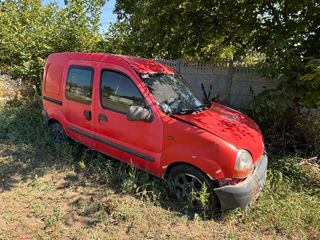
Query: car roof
[[48, 52, 176, 74], [114, 54, 176, 74]]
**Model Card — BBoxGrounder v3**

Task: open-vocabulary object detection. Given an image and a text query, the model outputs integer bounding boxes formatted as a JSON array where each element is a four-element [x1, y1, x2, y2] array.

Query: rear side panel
[[42, 55, 66, 125]]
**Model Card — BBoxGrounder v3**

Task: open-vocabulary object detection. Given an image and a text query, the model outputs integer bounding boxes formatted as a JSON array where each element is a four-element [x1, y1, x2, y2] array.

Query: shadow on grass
[[0, 104, 221, 221], [0, 105, 74, 191], [0, 104, 318, 226]]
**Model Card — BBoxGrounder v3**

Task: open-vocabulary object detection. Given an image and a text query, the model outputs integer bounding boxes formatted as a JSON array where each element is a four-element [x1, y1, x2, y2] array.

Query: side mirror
[[127, 106, 154, 122]]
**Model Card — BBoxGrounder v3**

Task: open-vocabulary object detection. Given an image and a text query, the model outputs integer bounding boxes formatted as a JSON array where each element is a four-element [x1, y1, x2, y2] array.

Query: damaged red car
[[42, 53, 268, 210]]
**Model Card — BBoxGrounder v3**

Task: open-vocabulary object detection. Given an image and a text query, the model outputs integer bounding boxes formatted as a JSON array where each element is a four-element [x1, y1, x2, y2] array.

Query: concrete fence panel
[[155, 59, 275, 109]]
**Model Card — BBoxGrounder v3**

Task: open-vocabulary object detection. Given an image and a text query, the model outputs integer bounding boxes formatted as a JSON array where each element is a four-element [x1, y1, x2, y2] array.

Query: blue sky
[[42, 0, 117, 29]]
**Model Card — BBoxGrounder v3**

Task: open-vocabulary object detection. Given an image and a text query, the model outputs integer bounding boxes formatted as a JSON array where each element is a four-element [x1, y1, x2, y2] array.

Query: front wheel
[[168, 164, 219, 214]]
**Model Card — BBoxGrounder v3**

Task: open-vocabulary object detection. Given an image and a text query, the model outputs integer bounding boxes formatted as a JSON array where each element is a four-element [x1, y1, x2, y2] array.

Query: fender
[[161, 158, 225, 181], [160, 115, 238, 180], [45, 104, 68, 130], [160, 143, 226, 180]]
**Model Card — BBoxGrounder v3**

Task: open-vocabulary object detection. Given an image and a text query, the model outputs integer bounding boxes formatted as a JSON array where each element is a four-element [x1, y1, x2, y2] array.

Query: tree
[[0, 0, 105, 86], [114, 0, 320, 120], [114, 1, 319, 58], [113, 0, 243, 59]]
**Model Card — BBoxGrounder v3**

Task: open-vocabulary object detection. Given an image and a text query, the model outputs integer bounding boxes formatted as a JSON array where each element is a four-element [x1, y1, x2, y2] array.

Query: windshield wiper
[[173, 108, 194, 115], [173, 102, 211, 115], [174, 104, 210, 115], [191, 102, 211, 112]]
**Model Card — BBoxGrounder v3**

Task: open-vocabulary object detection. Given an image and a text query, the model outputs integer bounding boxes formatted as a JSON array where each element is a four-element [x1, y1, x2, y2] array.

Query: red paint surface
[[115, 55, 177, 73], [43, 52, 265, 180], [172, 102, 264, 163]]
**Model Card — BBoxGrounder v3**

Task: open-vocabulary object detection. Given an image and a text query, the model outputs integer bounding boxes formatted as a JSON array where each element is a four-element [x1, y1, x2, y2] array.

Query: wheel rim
[[51, 124, 66, 141], [173, 173, 203, 199]]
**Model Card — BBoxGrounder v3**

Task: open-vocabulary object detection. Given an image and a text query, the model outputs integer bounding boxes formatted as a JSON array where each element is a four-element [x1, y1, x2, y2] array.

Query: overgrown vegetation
[[113, 0, 320, 157], [0, 99, 319, 239], [0, 0, 106, 88], [1, 1, 319, 156], [0, 0, 319, 237]]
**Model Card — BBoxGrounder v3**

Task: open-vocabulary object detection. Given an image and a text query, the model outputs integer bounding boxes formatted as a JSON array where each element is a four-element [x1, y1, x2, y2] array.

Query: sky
[[42, 0, 118, 29]]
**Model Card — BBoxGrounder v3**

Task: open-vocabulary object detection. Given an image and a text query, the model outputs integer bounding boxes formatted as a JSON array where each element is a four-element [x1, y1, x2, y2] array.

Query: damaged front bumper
[[214, 152, 268, 210]]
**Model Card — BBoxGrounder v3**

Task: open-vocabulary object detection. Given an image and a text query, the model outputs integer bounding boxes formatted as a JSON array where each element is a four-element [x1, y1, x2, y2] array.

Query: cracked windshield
[[140, 73, 210, 115]]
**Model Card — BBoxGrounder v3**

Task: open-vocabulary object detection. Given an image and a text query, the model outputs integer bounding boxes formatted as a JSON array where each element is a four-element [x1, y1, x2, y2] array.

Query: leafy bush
[[248, 89, 291, 127], [0, 0, 105, 89], [248, 57, 320, 156], [299, 58, 320, 107]]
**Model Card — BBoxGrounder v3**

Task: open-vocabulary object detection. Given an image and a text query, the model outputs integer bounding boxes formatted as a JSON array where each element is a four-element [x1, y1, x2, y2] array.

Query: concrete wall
[[155, 59, 275, 109]]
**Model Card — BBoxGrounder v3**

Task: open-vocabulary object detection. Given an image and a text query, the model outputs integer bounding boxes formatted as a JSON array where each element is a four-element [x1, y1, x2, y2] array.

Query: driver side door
[[93, 64, 163, 176]]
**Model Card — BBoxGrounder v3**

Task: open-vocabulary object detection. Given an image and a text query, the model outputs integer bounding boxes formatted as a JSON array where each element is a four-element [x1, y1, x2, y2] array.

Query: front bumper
[[214, 152, 268, 210]]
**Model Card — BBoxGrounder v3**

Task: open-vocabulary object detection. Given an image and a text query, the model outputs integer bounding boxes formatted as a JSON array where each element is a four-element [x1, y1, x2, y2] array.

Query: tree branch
[[284, 0, 289, 23]]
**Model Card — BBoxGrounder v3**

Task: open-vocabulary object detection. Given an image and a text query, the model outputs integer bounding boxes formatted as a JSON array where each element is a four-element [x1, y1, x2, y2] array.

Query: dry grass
[[0, 83, 6, 98], [0, 100, 319, 239], [0, 74, 19, 102], [2, 144, 317, 240]]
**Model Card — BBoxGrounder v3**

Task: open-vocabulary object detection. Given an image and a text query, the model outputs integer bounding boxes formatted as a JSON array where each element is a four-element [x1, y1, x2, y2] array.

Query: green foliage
[[245, 0, 319, 128], [201, 83, 214, 102], [256, 55, 320, 112], [0, 101, 320, 238], [113, 1, 244, 59], [113, 1, 318, 60], [114, 0, 320, 123], [191, 183, 210, 219], [299, 58, 320, 108], [102, 20, 140, 56], [249, 57, 320, 147], [239, 157, 320, 236], [248, 88, 292, 125], [0, 0, 105, 87], [301, 59, 320, 83]]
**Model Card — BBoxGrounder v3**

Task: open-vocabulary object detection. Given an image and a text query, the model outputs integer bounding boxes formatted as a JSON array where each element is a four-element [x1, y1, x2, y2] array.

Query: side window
[[65, 66, 94, 105], [100, 71, 145, 113]]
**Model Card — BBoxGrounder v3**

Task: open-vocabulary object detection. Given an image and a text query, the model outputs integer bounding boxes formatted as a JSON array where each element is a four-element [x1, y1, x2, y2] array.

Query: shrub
[[0, 0, 105, 89], [248, 57, 320, 156]]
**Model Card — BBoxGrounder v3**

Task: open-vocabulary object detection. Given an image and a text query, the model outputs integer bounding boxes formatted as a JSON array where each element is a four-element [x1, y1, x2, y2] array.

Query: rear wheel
[[49, 122, 68, 142], [168, 164, 219, 214]]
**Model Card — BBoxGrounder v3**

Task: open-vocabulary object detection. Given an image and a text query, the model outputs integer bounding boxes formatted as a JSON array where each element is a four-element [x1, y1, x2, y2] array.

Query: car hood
[[172, 102, 264, 161]]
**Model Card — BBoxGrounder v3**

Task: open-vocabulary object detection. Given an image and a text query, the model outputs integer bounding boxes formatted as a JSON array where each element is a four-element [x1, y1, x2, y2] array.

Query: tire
[[49, 122, 68, 142], [168, 164, 219, 214]]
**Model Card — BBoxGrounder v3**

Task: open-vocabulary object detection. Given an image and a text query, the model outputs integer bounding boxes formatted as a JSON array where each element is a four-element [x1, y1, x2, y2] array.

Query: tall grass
[[0, 101, 319, 238]]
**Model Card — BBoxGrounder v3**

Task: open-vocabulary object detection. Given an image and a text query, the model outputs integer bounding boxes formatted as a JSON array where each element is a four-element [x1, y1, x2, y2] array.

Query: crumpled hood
[[173, 103, 264, 162]]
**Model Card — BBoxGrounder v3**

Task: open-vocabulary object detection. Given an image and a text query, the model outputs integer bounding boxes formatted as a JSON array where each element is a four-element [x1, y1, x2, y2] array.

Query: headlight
[[234, 150, 254, 178]]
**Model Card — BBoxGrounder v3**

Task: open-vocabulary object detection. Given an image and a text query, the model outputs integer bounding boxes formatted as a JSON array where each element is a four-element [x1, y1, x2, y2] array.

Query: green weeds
[[0, 102, 319, 239]]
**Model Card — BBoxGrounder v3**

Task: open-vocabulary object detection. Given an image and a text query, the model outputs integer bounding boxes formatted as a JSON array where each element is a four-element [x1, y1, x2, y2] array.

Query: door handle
[[84, 110, 91, 121], [98, 113, 108, 122]]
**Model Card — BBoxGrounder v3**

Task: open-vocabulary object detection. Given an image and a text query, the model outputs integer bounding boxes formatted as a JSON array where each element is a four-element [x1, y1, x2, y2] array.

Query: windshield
[[140, 73, 210, 115]]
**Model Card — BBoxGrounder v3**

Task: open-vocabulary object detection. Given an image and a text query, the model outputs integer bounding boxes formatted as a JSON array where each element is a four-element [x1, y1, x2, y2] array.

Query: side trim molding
[[68, 126, 154, 163], [43, 96, 63, 106]]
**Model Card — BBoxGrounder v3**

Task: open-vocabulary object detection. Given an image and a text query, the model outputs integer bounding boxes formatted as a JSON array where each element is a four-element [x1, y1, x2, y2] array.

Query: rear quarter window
[[45, 63, 63, 95], [65, 66, 94, 105]]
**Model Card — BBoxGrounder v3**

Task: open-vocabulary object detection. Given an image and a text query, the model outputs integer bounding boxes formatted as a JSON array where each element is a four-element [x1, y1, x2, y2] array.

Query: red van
[[42, 52, 267, 210]]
